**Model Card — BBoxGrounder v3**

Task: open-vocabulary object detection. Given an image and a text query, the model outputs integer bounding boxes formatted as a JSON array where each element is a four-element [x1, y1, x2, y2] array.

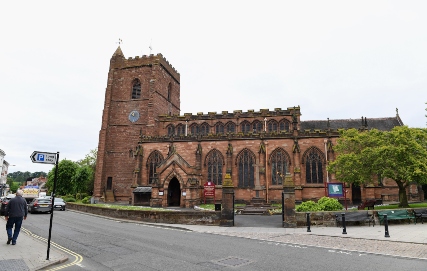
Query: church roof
[[112, 46, 124, 57], [300, 117, 402, 131]]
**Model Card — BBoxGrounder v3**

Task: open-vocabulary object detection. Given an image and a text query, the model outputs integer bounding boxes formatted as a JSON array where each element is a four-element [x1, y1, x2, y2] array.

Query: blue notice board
[[327, 183, 344, 197]]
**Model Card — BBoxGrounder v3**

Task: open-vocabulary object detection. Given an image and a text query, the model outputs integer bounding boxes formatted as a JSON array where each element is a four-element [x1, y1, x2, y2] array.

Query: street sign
[[30, 151, 57, 164]]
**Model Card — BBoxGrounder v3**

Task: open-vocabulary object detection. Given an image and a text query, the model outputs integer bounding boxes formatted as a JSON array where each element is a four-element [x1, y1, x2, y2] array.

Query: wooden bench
[[335, 211, 375, 227], [413, 209, 427, 224], [378, 210, 415, 225], [357, 199, 376, 210]]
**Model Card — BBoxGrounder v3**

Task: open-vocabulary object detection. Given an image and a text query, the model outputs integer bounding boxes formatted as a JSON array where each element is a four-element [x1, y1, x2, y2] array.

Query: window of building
[[225, 122, 236, 133], [167, 125, 175, 136], [190, 124, 199, 135], [279, 119, 290, 132], [270, 148, 288, 185], [200, 123, 210, 135], [252, 120, 262, 133], [132, 79, 141, 99], [305, 148, 324, 184], [215, 122, 224, 134], [206, 150, 223, 185], [176, 124, 185, 136], [147, 151, 164, 184], [268, 120, 278, 132], [238, 149, 255, 187], [167, 83, 172, 101], [240, 121, 251, 133]]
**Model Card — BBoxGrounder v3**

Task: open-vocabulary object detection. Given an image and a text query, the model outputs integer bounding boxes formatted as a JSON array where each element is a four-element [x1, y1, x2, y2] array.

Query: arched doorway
[[168, 178, 181, 206], [352, 183, 361, 205]]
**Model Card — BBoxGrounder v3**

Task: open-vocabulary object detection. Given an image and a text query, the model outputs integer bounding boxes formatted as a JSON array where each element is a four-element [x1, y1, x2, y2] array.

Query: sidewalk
[[0, 218, 68, 271]]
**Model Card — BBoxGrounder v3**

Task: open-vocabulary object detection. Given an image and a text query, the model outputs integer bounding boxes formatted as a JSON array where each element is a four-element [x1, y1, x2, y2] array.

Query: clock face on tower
[[128, 110, 140, 123]]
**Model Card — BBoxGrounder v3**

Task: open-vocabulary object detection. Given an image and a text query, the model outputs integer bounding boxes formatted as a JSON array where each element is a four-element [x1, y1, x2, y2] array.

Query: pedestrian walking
[[5, 189, 28, 245]]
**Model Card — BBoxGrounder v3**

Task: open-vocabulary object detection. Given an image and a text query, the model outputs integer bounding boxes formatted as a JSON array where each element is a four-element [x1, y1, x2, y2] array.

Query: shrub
[[63, 197, 76, 202], [296, 200, 321, 212], [82, 196, 92, 204], [296, 197, 343, 212]]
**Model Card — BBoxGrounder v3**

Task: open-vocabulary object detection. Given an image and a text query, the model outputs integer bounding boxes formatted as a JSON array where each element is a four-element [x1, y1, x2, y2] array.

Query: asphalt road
[[22, 211, 425, 271]]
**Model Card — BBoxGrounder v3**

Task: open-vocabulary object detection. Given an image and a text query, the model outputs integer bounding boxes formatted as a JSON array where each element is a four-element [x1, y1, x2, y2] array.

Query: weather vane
[[117, 38, 123, 46], [149, 39, 153, 54]]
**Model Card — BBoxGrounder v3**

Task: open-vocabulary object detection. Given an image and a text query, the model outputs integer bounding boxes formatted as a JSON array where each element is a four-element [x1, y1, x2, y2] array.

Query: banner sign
[[204, 181, 215, 203]]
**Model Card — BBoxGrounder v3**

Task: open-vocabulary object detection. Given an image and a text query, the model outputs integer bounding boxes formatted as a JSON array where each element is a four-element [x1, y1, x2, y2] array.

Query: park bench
[[357, 199, 376, 210], [413, 209, 427, 224], [378, 209, 415, 225], [335, 211, 375, 227]]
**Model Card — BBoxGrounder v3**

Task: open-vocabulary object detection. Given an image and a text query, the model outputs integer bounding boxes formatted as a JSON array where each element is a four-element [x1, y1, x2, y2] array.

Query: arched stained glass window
[[206, 150, 223, 185], [190, 124, 199, 135], [252, 120, 262, 133], [238, 149, 255, 187], [240, 121, 251, 133], [147, 151, 164, 184], [200, 123, 210, 135], [132, 79, 141, 99], [176, 124, 185, 136], [215, 122, 224, 134], [305, 148, 324, 184], [225, 122, 236, 133], [268, 120, 278, 132], [167, 125, 175, 136], [270, 148, 288, 185], [279, 120, 290, 132]]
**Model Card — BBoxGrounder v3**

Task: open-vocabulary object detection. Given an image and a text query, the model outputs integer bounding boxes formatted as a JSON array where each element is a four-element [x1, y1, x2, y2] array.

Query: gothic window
[[304, 148, 324, 184], [252, 120, 262, 133], [167, 83, 172, 101], [167, 125, 175, 136], [176, 124, 185, 136], [225, 122, 236, 133], [131, 79, 141, 99], [215, 122, 224, 134], [200, 123, 210, 135], [190, 124, 199, 135], [147, 151, 164, 184], [279, 119, 290, 132], [240, 121, 251, 133], [268, 120, 278, 132], [206, 150, 223, 185], [270, 148, 288, 185], [237, 149, 255, 187]]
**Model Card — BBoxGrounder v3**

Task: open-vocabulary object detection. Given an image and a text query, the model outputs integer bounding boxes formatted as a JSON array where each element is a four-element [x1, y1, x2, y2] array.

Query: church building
[[94, 47, 416, 208]]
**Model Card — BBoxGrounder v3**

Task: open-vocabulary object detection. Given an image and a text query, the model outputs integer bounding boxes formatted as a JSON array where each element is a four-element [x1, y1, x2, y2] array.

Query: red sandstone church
[[93, 47, 420, 208]]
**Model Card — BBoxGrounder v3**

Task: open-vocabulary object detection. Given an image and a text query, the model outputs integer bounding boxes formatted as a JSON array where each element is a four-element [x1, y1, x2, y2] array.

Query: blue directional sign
[[30, 151, 57, 164]]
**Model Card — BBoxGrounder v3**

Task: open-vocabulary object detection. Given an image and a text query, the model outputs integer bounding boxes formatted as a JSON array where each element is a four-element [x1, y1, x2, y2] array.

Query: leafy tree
[[75, 149, 97, 195], [46, 159, 78, 195], [72, 165, 94, 195], [328, 126, 427, 207]]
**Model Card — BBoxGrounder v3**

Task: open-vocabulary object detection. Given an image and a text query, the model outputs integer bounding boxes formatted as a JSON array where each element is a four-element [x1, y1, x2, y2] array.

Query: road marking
[[22, 228, 84, 270]]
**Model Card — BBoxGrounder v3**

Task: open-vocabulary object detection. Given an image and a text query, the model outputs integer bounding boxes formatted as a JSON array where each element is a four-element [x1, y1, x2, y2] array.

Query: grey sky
[[1, 0, 426, 174]]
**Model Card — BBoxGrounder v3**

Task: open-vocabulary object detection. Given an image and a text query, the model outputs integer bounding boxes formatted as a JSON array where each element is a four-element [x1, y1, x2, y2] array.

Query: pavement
[[1, 214, 427, 271]]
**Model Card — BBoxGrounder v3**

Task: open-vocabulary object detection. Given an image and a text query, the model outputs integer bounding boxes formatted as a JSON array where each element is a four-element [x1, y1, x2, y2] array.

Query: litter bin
[[215, 203, 221, 211]]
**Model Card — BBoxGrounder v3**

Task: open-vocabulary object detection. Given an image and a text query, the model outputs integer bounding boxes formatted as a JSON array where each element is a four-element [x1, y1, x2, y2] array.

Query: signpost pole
[[46, 152, 59, 260]]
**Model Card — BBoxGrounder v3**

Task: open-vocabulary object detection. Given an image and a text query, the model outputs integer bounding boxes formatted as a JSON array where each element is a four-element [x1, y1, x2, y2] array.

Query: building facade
[[94, 47, 420, 208]]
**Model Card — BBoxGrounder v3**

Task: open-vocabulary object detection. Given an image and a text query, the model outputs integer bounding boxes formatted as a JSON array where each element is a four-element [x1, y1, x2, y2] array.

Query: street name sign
[[30, 151, 57, 164]]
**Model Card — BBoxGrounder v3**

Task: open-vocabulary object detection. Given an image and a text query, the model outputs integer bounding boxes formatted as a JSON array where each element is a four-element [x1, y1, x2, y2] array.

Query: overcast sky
[[1, 1, 426, 174]]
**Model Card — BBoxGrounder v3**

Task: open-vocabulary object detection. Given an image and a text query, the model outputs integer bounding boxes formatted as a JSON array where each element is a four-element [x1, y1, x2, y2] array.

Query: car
[[28, 198, 52, 214], [0, 194, 16, 216], [53, 198, 66, 211]]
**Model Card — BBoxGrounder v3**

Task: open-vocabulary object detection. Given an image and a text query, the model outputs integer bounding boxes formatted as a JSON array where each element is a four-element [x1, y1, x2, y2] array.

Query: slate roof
[[300, 116, 403, 131]]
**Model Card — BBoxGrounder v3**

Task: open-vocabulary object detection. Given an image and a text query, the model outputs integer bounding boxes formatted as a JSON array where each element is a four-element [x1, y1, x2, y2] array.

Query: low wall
[[67, 203, 221, 225]]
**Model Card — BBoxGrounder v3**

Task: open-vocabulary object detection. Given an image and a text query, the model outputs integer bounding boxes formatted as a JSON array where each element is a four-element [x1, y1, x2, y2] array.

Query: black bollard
[[342, 213, 347, 234], [384, 214, 390, 237], [306, 212, 311, 232]]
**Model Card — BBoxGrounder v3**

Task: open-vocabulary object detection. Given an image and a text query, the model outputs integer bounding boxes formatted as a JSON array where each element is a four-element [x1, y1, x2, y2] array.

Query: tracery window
[[279, 119, 290, 132], [225, 122, 236, 133], [268, 120, 278, 132], [176, 124, 185, 136], [252, 120, 262, 133], [206, 150, 223, 185], [240, 121, 251, 133], [200, 123, 210, 135], [215, 122, 224, 134], [270, 148, 288, 185], [237, 149, 255, 187], [167, 125, 175, 136], [190, 124, 199, 135], [132, 79, 141, 99], [147, 151, 164, 184], [305, 148, 324, 184]]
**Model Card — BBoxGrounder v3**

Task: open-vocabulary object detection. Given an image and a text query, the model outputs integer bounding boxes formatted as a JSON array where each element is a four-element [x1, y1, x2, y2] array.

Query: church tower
[[94, 47, 180, 201]]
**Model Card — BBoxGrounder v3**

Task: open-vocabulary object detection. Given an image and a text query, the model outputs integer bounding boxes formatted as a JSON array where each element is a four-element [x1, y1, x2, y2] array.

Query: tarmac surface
[[1, 213, 427, 270]]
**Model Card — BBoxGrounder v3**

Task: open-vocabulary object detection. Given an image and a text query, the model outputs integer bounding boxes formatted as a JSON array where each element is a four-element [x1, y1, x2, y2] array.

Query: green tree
[[72, 165, 94, 195], [328, 126, 427, 207], [75, 148, 97, 195], [46, 159, 78, 195]]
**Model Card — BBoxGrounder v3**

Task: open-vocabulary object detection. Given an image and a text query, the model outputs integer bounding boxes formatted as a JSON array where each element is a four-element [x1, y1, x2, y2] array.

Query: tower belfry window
[[132, 80, 141, 99]]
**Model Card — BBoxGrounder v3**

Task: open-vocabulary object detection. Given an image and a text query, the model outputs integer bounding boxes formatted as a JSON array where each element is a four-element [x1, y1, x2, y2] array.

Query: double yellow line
[[22, 228, 84, 270]]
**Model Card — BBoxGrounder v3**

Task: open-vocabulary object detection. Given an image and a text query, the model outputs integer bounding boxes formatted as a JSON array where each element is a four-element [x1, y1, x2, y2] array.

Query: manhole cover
[[213, 256, 253, 267]]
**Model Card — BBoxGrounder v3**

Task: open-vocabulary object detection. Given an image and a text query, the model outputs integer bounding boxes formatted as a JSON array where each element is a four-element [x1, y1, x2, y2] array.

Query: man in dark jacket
[[5, 189, 28, 245]]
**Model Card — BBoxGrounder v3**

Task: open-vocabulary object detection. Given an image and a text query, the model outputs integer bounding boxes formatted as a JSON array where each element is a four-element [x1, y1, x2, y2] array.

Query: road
[[23, 210, 425, 271]]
